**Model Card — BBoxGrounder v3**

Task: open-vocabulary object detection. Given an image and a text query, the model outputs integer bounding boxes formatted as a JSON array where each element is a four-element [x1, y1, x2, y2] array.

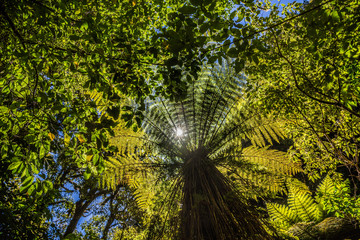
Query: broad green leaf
[[84, 168, 91, 180], [190, 0, 202, 6], [92, 153, 100, 166], [64, 133, 71, 146], [0, 106, 8, 113], [332, 10, 340, 22], [227, 47, 239, 58], [235, 59, 245, 73], [39, 145, 46, 159], [8, 161, 22, 171], [179, 6, 196, 14], [81, 22, 89, 31], [20, 182, 33, 194]]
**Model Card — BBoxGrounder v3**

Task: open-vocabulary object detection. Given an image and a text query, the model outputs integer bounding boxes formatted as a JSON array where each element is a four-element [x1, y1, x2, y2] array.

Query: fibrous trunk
[[179, 156, 273, 240]]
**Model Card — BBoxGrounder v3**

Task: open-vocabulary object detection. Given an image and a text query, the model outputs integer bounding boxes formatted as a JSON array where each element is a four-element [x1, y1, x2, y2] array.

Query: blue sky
[[276, 0, 301, 4]]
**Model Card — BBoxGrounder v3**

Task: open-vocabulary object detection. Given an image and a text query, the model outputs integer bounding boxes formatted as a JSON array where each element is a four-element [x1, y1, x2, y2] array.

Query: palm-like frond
[[100, 121, 145, 186], [287, 178, 322, 222], [267, 203, 298, 228], [99, 120, 158, 211], [267, 178, 324, 231], [242, 146, 300, 175], [239, 146, 301, 194], [142, 62, 297, 239], [287, 178, 311, 195], [288, 191, 322, 222], [316, 174, 336, 197]]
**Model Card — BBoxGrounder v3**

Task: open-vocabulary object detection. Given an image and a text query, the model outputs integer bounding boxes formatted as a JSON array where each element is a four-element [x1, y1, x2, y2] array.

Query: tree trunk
[[101, 212, 116, 240], [179, 156, 273, 240], [64, 199, 93, 237], [63, 189, 106, 237]]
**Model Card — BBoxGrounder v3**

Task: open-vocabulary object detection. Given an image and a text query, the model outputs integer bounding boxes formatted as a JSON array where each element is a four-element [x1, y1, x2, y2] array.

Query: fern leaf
[[316, 174, 336, 198], [267, 202, 298, 228], [288, 191, 321, 222], [287, 178, 311, 195], [242, 146, 302, 176]]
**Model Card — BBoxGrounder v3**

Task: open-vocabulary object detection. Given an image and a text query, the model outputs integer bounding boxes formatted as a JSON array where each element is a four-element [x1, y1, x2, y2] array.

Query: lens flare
[[176, 128, 183, 137]]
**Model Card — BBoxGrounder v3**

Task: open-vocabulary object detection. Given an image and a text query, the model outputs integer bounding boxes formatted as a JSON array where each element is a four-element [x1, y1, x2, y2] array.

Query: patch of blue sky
[[204, 0, 306, 65]]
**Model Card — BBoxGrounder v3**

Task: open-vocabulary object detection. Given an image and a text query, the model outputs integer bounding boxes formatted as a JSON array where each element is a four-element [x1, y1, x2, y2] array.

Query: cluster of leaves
[[318, 175, 360, 221], [0, 0, 180, 195], [267, 173, 360, 238], [0, 178, 51, 239], [0, 0, 189, 238], [244, 0, 360, 182]]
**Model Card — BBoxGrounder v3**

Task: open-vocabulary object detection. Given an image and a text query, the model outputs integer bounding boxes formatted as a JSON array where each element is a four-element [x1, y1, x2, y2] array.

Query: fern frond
[[132, 177, 157, 211], [239, 170, 285, 194], [287, 178, 311, 195], [223, 146, 301, 194], [316, 174, 336, 197], [288, 191, 322, 222], [85, 89, 107, 113], [89, 90, 103, 105], [97, 114, 160, 212], [267, 203, 298, 228], [100, 153, 160, 212], [287, 178, 323, 222], [243, 117, 285, 148], [242, 146, 302, 175]]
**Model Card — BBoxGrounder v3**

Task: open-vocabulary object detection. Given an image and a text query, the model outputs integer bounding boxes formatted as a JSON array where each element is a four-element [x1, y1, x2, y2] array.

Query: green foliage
[[0, 0, 193, 200], [267, 173, 360, 235], [267, 178, 322, 230], [316, 175, 360, 221], [243, 0, 360, 182], [2, 0, 359, 238], [0, 0, 194, 237], [141, 63, 298, 239], [0, 178, 51, 239]]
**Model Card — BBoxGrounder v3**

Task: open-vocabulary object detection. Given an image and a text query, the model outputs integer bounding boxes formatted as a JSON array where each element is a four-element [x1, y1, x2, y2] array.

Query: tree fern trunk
[[179, 153, 273, 240]]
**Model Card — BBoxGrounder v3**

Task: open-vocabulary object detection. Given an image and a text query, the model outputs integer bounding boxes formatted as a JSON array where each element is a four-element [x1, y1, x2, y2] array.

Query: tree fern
[[96, 62, 298, 239], [141, 62, 298, 240]]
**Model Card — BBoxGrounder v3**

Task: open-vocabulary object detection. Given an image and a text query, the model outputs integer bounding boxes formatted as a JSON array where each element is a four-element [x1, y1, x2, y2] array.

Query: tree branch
[[0, 2, 26, 48], [207, 0, 333, 53], [271, 29, 360, 118]]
